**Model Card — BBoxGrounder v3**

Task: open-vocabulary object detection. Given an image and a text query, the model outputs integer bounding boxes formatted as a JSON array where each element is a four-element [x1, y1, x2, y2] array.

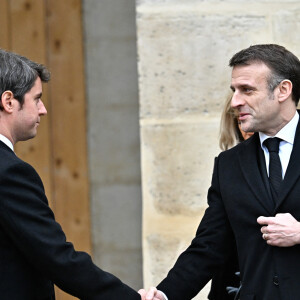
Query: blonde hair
[[219, 93, 243, 151]]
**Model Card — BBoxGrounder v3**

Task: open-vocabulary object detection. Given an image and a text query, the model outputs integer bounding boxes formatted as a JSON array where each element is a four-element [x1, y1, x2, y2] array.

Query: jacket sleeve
[[0, 160, 140, 300], [157, 156, 235, 300]]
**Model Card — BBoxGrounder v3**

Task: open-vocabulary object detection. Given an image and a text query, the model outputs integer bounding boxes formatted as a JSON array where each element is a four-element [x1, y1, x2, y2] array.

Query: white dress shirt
[[0, 134, 14, 152], [259, 111, 299, 179]]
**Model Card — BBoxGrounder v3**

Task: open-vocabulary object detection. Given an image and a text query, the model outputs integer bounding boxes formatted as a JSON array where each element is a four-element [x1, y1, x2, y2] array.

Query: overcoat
[[158, 113, 300, 300], [0, 141, 140, 300]]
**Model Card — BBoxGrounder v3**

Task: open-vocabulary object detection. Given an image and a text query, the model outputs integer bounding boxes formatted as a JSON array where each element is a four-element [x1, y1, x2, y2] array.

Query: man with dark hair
[[0, 49, 143, 299], [140, 44, 300, 300]]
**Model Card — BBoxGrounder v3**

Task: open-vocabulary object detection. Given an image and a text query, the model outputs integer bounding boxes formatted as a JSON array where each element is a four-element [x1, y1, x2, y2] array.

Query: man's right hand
[[138, 287, 166, 300]]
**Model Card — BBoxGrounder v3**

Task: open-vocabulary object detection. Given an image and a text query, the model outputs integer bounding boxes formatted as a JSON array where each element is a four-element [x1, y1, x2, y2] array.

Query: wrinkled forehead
[[231, 62, 271, 87]]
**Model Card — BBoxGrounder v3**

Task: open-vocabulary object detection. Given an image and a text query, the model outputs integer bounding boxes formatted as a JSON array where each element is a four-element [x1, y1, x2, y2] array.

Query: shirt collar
[[0, 134, 14, 151], [259, 111, 299, 147]]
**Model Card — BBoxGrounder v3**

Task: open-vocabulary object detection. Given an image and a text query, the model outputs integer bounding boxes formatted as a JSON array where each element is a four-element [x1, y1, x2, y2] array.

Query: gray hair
[[229, 44, 300, 105]]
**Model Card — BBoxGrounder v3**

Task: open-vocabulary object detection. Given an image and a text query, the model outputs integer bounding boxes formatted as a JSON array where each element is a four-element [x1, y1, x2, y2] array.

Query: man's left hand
[[257, 213, 300, 247]]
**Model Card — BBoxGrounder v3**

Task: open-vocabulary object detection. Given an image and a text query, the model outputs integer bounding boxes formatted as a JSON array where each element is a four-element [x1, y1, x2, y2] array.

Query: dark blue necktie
[[264, 138, 282, 200]]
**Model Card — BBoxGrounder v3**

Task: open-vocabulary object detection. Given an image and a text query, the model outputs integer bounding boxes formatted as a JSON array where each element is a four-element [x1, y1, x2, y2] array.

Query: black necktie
[[263, 138, 282, 199]]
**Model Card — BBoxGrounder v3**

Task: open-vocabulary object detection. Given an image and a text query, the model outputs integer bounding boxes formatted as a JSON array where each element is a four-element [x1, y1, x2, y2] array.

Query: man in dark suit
[[0, 49, 144, 299], [139, 44, 300, 300]]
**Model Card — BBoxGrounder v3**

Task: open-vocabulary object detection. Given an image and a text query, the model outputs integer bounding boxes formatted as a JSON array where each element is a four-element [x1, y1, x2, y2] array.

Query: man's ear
[[277, 80, 293, 103], [0, 91, 15, 113]]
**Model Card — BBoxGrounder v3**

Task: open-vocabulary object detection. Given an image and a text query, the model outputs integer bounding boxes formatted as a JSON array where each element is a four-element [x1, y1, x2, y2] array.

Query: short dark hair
[[229, 44, 300, 105], [0, 49, 50, 108]]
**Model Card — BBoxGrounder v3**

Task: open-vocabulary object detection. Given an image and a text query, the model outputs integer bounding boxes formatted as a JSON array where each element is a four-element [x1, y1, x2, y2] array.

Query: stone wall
[[136, 1, 300, 298]]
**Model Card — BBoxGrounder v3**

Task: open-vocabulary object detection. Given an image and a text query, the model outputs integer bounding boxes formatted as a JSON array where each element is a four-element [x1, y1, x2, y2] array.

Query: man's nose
[[231, 92, 244, 108], [39, 101, 47, 115]]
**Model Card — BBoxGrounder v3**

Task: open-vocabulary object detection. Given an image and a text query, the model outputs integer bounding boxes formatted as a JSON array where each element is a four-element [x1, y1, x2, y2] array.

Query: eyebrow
[[35, 92, 43, 99], [230, 84, 255, 91]]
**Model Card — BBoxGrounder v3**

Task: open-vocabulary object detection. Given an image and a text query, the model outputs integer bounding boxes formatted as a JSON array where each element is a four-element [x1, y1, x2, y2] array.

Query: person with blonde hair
[[219, 93, 253, 151]]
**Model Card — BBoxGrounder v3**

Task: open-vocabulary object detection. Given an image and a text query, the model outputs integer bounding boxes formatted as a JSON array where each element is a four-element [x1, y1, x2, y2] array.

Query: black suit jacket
[[158, 114, 300, 300], [0, 141, 140, 300]]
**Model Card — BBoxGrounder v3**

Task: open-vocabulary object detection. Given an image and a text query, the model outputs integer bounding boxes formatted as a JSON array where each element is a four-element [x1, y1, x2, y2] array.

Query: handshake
[[138, 287, 166, 300]]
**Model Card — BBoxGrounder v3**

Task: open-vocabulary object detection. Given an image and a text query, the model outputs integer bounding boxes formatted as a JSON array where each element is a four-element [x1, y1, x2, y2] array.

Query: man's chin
[[19, 133, 37, 142], [240, 124, 252, 133]]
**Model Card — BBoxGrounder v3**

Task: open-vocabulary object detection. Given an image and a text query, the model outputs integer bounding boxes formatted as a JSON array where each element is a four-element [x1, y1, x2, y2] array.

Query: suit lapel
[[238, 133, 274, 213], [276, 117, 300, 209]]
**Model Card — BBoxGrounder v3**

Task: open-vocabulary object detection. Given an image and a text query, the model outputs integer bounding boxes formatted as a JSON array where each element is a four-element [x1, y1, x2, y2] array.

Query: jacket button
[[273, 276, 279, 286]]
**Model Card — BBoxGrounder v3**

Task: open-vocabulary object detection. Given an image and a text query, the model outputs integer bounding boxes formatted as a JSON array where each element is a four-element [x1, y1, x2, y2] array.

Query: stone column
[[83, 0, 142, 289], [136, 0, 300, 299]]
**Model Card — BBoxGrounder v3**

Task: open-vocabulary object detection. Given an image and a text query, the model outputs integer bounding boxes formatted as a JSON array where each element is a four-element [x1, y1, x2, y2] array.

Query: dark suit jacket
[[208, 247, 239, 300], [158, 115, 300, 300], [0, 141, 140, 300]]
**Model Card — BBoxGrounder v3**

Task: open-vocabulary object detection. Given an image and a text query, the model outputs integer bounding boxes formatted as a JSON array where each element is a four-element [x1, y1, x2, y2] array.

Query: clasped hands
[[138, 287, 166, 300], [257, 213, 300, 247]]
